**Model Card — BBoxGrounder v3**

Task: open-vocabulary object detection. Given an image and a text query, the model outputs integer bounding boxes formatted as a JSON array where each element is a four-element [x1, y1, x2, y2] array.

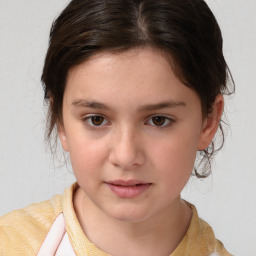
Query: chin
[[106, 206, 152, 223]]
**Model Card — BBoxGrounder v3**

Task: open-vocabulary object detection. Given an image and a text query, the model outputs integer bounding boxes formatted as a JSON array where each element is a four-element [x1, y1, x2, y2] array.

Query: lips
[[106, 180, 152, 198]]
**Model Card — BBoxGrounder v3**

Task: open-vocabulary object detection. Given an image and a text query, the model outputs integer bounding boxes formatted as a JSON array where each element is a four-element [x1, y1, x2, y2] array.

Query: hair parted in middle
[[41, 0, 234, 177]]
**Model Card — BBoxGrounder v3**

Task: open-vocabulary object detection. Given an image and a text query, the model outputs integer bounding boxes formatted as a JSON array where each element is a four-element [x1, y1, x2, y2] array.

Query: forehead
[[67, 47, 173, 81], [64, 47, 200, 110]]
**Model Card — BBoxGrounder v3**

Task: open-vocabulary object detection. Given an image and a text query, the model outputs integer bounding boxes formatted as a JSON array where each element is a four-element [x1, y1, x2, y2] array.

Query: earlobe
[[198, 94, 224, 151], [58, 124, 69, 152]]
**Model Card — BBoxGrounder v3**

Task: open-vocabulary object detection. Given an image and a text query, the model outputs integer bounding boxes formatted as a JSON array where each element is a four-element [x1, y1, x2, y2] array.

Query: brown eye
[[152, 116, 166, 126], [91, 116, 105, 126], [147, 116, 173, 127], [91, 116, 104, 126]]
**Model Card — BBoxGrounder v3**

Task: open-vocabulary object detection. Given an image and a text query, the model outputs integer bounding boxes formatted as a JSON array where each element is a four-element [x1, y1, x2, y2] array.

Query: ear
[[198, 94, 224, 150], [58, 123, 69, 152]]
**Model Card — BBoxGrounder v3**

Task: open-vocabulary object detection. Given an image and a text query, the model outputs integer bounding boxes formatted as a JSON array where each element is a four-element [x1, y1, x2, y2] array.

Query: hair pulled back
[[42, 0, 234, 177]]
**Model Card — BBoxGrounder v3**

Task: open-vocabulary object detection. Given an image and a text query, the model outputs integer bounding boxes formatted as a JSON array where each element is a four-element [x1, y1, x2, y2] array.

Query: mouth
[[105, 180, 152, 198]]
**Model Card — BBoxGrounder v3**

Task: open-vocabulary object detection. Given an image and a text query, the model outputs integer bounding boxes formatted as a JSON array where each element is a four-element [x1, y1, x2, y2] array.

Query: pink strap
[[37, 213, 76, 256]]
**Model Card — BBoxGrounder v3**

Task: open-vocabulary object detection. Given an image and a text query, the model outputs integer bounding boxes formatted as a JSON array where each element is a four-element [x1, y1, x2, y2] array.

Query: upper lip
[[106, 180, 151, 186]]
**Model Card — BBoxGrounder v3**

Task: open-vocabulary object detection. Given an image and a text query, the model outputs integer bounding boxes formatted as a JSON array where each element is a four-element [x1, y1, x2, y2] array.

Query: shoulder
[[174, 202, 233, 256], [0, 194, 63, 255], [190, 204, 233, 256], [196, 217, 232, 256]]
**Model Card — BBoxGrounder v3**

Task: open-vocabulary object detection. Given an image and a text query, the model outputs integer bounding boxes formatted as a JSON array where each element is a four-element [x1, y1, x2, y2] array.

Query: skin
[[58, 47, 224, 256]]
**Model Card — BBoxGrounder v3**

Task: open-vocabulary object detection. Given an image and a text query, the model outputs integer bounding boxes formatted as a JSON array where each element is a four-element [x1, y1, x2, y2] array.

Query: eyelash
[[82, 115, 110, 127], [145, 115, 174, 128], [82, 115, 175, 128]]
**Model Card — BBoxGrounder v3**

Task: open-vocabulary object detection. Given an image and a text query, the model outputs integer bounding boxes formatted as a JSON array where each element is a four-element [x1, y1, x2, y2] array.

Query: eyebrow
[[71, 99, 186, 111], [138, 101, 186, 111], [72, 99, 112, 110]]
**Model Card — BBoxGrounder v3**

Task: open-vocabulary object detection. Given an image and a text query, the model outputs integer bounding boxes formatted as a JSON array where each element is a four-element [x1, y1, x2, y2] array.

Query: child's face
[[59, 47, 216, 222]]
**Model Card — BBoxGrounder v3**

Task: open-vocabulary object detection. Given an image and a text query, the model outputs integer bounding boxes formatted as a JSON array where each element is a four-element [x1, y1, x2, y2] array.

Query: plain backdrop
[[0, 1, 255, 255]]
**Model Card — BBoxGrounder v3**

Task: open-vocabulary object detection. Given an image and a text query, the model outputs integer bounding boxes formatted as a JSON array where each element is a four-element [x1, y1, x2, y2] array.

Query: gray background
[[0, 1, 255, 255]]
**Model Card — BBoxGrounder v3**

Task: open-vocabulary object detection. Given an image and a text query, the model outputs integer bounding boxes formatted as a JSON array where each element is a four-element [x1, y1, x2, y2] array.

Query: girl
[[0, 0, 234, 255]]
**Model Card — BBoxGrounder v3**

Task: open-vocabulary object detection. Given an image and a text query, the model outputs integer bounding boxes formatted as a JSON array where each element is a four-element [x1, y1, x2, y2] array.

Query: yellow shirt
[[0, 184, 232, 256]]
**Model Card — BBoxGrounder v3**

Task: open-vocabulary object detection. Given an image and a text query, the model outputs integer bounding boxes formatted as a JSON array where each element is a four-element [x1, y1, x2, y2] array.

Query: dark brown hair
[[41, 0, 234, 177]]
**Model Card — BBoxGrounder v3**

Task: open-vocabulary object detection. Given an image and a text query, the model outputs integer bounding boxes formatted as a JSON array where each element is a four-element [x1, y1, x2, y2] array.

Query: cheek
[[152, 142, 195, 200], [151, 131, 200, 183], [67, 135, 108, 179]]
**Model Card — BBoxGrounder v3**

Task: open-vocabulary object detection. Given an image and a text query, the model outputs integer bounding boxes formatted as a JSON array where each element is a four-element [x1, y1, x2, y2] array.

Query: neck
[[74, 187, 192, 256]]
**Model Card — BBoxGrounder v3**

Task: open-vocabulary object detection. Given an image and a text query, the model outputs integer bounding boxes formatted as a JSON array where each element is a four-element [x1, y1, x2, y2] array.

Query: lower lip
[[107, 183, 151, 198]]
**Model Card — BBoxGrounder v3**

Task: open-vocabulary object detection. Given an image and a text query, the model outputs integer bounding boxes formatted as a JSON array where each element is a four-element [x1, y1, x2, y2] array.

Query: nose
[[109, 126, 145, 170]]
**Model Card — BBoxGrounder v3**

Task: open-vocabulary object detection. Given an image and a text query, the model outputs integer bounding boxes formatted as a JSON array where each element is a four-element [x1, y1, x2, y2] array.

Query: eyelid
[[145, 114, 175, 128], [81, 114, 175, 128], [82, 114, 110, 127]]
